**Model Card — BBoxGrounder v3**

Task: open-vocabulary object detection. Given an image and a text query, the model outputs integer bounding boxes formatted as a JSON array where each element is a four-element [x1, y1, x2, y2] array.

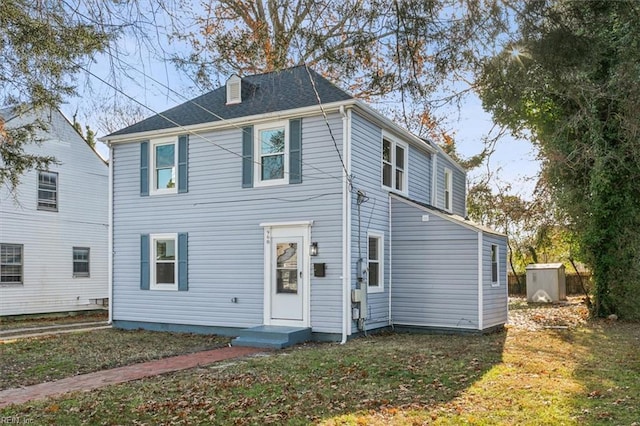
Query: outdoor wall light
[[310, 242, 319, 256]]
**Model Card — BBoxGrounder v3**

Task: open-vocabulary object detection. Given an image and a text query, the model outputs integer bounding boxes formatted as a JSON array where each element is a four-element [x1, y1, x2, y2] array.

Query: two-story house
[[0, 107, 109, 316], [103, 66, 507, 347]]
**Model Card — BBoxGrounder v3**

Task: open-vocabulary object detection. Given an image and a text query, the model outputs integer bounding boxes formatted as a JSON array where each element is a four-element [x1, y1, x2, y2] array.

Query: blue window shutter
[[242, 126, 253, 188], [140, 234, 150, 290], [289, 119, 302, 184], [178, 135, 188, 193], [140, 141, 149, 196], [178, 233, 188, 291]]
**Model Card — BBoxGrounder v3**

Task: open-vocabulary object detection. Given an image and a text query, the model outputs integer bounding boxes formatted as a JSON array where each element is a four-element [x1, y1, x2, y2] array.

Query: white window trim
[[37, 170, 59, 211], [444, 167, 453, 212], [1, 243, 23, 285], [367, 231, 385, 294], [381, 133, 408, 195], [254, 120, 289, 187], [72, 247, 90, 278], [150, 137, 178, 196], [150, 233, 178, 291], [491, 244, 500, 287]]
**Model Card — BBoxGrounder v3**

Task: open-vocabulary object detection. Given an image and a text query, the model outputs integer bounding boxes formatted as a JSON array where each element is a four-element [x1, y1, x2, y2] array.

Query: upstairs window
[[153, 141, 176, 193], [1, 244, 23, 284], [255, 121, 288, 186], [142, 135, 188, 196], [38, 171, 58, 211], [444, 168, 453, 211], [382, 136, 407, 193]]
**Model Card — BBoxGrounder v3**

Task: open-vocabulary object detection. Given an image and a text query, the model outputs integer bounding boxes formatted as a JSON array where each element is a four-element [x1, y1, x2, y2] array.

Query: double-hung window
[[152, 234, 178, 290], [142, 135, 188, 196], [1, 244, 23, 284], [367, 232, 384, 293], [152, 139, 177, 194], [491, 244, 499, 286], [255, 121, 288, 186], [37, 170, 58, 211], [73, 247, 90, 278], [140, 233, 188, 291], [444, 168, 453, 211], [382, 136, 407, 193]]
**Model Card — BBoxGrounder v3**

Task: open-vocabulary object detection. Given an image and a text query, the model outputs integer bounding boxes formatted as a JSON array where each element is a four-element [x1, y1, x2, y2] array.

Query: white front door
[[271, 236, 303, 321], [263, 224, 310, 326]]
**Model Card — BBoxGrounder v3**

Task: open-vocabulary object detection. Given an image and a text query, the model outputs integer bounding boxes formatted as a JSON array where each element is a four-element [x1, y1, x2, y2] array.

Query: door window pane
[[276, 242, 298, 294]]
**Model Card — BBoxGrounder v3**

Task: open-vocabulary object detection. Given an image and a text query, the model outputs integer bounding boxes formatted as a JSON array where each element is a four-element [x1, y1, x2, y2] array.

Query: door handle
[[299, 270, 303, 278]]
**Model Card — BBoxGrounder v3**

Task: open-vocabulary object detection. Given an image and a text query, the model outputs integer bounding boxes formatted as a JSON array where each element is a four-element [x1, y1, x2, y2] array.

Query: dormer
[[226, 74, 242, 105]]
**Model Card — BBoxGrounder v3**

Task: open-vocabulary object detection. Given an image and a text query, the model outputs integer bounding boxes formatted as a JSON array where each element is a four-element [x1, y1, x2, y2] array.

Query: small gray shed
[[526, 263, 566, 303]]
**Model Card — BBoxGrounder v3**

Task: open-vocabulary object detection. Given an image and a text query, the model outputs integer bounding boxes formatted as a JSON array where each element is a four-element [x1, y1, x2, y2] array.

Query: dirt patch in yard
[[508, 296, 591, 331]]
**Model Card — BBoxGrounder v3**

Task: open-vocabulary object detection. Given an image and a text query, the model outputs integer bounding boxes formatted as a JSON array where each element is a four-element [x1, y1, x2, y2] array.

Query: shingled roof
[[108, 66, 353, 137]]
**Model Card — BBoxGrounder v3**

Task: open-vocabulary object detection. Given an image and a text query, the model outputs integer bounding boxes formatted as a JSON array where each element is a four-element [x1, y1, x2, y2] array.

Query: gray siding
[[349, 113, 390, 330], [0, 109, 109, 315], [408, 145, 432, 204], [348, 113, 439, 331], [390, 198, 479, 329], [112, 114, 344, 333], [435, 152, 466, 217], [482, 233, 509, 328]]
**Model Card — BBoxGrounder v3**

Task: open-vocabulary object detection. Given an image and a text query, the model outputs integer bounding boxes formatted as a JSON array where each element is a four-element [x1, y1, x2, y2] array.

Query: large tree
[[0, 0, 187, 190], [0, 0, 111, 190], [172, 0, 508, 138], [478, 0, 640, 318]]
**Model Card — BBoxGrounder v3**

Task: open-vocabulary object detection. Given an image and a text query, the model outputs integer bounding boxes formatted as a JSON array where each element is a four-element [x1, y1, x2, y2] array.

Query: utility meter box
[[526, 263, 566, 303]]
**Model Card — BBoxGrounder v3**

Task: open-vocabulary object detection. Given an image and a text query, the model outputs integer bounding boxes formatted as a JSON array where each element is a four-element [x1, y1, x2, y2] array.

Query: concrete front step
[[231, 325, 312, 349]]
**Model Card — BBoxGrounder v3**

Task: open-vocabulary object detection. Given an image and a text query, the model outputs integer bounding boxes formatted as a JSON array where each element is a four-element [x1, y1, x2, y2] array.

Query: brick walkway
[[0, 346, 264, 408]]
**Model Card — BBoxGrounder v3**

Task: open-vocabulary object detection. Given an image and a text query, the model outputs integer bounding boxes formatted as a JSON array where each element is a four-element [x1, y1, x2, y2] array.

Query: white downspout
[[478, 231, 484, 331], [340, 106, 352, 344], [107, 144, 114, 324], [388, 193, 393, 327]]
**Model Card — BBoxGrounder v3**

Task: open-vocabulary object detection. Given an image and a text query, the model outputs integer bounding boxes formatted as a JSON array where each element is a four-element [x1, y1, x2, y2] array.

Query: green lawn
[[1, 321, 638, 425], [0, 329, 230, 390]]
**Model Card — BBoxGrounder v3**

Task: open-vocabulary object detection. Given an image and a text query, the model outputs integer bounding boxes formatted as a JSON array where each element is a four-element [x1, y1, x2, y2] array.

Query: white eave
[[100, 100, 358, 146], [100, 97, 463, 169]]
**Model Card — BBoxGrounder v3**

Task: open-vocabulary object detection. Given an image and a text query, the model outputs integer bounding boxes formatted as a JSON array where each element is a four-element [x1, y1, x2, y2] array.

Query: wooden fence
[[508, 273, 592, 296]]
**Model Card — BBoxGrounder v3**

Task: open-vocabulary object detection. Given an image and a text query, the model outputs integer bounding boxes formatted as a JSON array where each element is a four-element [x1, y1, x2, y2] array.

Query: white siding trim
[[366, 231, 385, 294], [341, 106, 352, 342], [262, 223, 312, 327], [108, 146, 113, 323], [253, 120, 289, 187], [149, 233, 179, 291], [259, 220, 314, 228], [149, 136, 178, 196], [388, 193, 393, 326], [478, 231, 484, 330]]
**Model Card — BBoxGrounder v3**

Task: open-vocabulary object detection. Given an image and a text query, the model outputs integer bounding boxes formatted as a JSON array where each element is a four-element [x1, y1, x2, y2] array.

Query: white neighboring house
[[0, 107, 109, 316]]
